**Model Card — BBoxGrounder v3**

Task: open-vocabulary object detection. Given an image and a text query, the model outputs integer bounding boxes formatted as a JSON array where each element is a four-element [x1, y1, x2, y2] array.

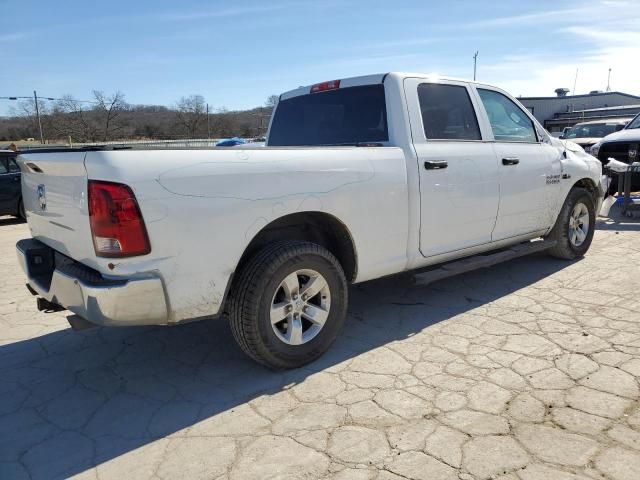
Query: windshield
[[268, 84, 388, 146], [627, 114, 640, 129], [564, 123, 620, 139]]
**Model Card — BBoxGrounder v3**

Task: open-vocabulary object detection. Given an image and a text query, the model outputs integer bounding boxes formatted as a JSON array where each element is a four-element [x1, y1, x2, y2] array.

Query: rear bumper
[[16, 238, 169, 327]]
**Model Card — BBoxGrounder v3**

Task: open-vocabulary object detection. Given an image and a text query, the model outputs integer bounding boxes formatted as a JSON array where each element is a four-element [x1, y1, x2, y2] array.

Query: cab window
[[417, 84, 481, 141], [478, 89, 537, 142]]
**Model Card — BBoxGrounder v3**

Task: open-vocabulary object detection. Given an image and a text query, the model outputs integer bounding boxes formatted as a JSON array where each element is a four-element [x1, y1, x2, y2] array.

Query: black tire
[[228, 240, 348, 369], [546, 188, 595, 259]]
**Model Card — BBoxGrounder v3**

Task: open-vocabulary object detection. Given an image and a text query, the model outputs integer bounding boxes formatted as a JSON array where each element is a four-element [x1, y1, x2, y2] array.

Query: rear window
[[268, 84, 388, 146]]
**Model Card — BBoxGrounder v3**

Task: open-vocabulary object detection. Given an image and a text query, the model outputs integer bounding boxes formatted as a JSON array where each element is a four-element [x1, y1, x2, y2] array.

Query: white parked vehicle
[[16, 73, 605, 368], [560, 118, 631, 154]]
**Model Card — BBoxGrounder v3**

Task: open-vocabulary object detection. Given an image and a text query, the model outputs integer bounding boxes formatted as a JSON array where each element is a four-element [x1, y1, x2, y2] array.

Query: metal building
[[518, 90, 640, 133]]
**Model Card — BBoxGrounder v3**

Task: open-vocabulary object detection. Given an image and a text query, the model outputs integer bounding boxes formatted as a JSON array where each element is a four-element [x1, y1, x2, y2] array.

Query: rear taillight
[[310, 79, 340, 93], [88, 180, 151, 257]]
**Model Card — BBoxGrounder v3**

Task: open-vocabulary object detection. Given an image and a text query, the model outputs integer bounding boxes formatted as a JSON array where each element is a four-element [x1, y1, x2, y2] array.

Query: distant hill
[[0, 95, 274, 143]]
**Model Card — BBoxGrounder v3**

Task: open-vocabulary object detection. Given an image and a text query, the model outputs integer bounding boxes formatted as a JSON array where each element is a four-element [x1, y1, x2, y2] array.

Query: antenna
[[473, 51, 479, 81], [606, 68, 612, 92], [572, 68, 578, 95]]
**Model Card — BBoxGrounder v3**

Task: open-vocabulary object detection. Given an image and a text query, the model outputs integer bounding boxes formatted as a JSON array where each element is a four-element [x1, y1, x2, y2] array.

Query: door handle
[[502, 157, 519, 165], [424, 160, 448, 170]]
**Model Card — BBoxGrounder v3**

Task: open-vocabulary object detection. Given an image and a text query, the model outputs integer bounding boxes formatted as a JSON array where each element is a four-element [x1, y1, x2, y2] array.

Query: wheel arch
[[235, 211, 358, 284], [571, 177, 598, 201]]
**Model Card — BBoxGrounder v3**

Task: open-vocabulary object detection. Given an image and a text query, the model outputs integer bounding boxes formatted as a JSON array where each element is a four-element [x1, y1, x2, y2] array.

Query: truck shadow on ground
[[0, 216, 25, 227], [0, 251, 579, 479]]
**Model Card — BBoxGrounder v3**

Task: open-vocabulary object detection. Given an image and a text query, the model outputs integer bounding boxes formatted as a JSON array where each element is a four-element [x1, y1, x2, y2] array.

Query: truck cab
[[268, 73, 601, 264]]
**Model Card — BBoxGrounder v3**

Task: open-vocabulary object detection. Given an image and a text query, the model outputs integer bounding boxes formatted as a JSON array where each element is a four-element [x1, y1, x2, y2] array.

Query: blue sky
[[1, 0, 639, 115]]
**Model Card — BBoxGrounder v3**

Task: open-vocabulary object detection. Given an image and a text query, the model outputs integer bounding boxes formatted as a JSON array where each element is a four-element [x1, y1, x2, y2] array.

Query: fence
[[72, 138, 225, 148], [15, 138, 266, 150]]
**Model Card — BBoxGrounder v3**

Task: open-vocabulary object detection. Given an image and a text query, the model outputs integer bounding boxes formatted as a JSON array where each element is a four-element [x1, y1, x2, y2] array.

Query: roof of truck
[[279, 72, 485, 101]]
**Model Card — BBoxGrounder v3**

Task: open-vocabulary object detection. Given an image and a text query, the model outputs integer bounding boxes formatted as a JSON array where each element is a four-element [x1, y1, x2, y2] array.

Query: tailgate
[[18, 151, 96, 265]]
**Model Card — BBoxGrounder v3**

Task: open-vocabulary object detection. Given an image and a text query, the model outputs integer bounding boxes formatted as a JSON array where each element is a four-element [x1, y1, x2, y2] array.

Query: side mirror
[[559, 135, 565, 140]]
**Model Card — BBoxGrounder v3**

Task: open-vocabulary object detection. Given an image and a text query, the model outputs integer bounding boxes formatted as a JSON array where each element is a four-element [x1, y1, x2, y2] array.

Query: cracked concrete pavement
[[0, 210, 639, 480]]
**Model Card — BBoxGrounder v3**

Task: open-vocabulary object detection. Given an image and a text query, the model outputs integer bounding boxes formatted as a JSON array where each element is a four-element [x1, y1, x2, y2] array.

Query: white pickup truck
[[16, 73, 604, 368]]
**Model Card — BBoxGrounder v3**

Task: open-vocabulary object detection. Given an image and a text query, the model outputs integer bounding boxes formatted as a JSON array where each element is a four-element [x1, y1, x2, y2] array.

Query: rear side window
[[268, 85, 388, 146], [418, 84, 481, 140], [478, 89, 537, 142]]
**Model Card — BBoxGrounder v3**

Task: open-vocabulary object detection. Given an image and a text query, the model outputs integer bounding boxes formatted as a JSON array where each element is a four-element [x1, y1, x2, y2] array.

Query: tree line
[[0, 91, 278, 143]]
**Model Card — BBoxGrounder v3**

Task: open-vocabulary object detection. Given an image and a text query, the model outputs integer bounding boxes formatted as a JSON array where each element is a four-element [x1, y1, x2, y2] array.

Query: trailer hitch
[[36, 297, 66, 313]]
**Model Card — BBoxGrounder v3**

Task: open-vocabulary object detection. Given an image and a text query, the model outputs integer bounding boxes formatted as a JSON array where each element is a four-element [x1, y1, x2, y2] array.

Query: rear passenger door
[[404, 78, 500, 257], [473, 87, 562, 240]]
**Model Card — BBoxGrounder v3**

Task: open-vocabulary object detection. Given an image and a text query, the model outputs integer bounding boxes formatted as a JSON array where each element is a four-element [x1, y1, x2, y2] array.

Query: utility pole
[[572, 68, 579, 96], [206, 103, 211, 140], [473, 51, 479, 81], [606, 68, 612, 92], [2, 93, 65, 144], [33, 90, 45, 144]]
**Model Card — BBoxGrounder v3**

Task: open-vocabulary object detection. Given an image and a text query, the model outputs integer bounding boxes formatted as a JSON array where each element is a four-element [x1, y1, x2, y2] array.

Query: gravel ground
[[0, 210, 639, 480]]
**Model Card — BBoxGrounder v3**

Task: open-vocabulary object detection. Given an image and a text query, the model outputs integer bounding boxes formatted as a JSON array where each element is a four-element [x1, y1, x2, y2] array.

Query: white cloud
[[0, 32, 32, 43], [151, 3, 293, 22], [473, 1, 640, 97], [463, 6, 592, 28]]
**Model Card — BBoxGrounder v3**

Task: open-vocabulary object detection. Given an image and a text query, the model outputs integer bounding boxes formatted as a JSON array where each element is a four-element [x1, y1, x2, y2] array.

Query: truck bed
[[17, 145, 410, 322]]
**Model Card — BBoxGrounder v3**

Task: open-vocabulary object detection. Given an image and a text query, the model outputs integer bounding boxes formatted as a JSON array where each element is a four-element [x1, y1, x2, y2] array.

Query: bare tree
[[93, 90, 128, 141], [175, 95, 206, 137], [265, 95, 279, 108], [0, 92, 282, 142], [11, 98, 49, 140], [49, 95, 97, 142]]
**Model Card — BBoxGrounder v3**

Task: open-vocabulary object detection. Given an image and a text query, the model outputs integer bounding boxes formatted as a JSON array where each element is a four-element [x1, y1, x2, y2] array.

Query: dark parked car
[[0, 150, 24, 219]]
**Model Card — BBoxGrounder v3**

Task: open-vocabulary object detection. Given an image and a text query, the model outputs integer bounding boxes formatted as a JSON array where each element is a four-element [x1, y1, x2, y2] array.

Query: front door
[[473, 87, 562, 239], [404, 79, 500, 257]]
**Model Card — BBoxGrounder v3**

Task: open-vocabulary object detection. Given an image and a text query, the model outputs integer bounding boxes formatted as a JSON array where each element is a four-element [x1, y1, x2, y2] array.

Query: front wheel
[[546, 188, 596, 259], [228, 240, 348, 369]]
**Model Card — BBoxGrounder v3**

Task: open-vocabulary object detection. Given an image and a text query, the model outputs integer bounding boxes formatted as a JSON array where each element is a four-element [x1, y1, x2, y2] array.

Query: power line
[[0, 95, 98, 103], [1, 93, 100, 144]]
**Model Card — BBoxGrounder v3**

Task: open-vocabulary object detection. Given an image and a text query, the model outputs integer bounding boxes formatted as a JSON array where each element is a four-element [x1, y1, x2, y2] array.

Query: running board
[[413, 239, 557, 287]]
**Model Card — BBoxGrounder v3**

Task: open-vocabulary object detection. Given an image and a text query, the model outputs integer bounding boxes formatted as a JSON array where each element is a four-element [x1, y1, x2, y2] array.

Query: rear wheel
[[17, 198, 25, 220], [546, 188, 595, 259], [228, 240, 348, 369]]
